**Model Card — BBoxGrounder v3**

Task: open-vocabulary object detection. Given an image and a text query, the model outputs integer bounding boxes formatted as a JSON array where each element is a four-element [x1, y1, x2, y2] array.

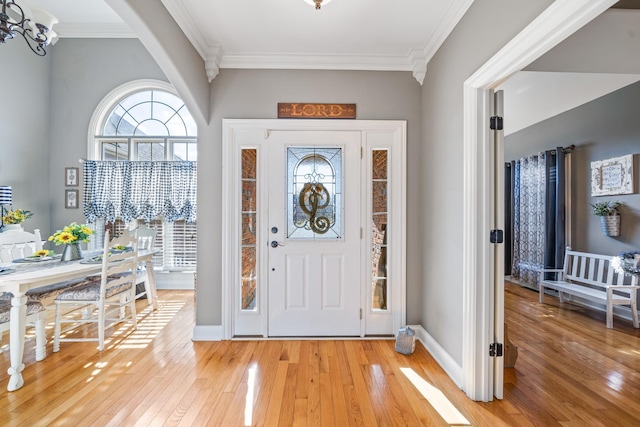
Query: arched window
[[95, 83, 197, 162], [88, 80, 197, 271]]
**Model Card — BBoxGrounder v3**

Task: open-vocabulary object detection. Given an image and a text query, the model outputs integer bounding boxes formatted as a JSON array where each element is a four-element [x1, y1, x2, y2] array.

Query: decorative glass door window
[[287, 147, 342, 239], [371, 150, 388, 310], [241, 149, 258, 310]]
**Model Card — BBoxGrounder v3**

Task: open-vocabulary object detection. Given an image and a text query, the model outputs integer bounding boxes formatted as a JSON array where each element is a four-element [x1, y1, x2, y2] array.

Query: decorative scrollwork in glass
[[296, 183, 331, 234]]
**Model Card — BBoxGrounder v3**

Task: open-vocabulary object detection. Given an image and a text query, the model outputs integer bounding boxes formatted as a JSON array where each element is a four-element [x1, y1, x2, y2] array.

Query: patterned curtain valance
[[83, 160, 197, 223]]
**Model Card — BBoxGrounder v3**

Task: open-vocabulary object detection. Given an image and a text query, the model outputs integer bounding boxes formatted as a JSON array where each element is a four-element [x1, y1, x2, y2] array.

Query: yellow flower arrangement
[[48, 222, 94, 245], [2, 207, 33, 225]]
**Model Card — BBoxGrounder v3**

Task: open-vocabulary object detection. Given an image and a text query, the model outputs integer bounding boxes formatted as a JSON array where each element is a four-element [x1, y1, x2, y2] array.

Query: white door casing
[[461, 0, 616, 402], [491, 90, 505, 399], [222, 119, 406, 339]]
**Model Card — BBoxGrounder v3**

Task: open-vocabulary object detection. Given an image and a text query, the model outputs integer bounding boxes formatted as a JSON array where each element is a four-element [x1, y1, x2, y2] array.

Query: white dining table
[[0, 249, 159, 392]]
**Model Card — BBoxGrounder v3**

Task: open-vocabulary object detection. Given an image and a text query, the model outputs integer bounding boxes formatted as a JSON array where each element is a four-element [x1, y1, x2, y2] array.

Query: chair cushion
[[86, 270, 140, 281], [0, 299, 44, 324], [25, 278, 93, 301], [55, 277, 134, 302]]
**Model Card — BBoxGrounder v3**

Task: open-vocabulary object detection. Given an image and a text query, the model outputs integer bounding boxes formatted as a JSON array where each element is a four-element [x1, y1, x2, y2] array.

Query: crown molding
[[409, 49, 427, 85], [160, 0, 209, 58], [107, 0, 474, 85], [423, 0, 474, 63], [408, 0, 474, 85], [219, 52, 413, 71], [205, 46, 224, 82]]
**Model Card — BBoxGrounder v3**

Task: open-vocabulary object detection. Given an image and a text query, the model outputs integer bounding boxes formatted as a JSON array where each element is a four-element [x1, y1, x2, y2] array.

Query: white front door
[[223, 119, 406, 339], [267, 131, 361, 336]]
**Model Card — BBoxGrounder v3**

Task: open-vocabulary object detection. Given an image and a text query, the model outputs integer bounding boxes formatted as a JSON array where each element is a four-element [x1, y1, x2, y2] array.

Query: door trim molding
[[222, 119, 406, 339], [461, 0, 617, 401]]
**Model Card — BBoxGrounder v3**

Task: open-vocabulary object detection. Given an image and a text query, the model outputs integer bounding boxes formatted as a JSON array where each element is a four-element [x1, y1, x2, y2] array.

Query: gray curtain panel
[[511, 153, 546, 286], [509, 149, 569, 287]]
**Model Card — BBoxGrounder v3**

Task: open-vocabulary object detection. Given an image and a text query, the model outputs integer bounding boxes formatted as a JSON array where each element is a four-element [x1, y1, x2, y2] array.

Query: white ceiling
[[23, 0, 473, 83]]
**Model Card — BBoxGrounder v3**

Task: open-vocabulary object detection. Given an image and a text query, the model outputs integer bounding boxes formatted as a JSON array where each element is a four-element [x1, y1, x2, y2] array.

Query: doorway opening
[[462, 0, 616, 402]]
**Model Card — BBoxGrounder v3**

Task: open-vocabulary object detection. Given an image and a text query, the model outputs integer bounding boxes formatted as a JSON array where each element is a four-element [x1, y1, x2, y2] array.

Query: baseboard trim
[[409, 324, 463, 389], [192, 325, 223, 341], [156, 271, 196, 290]]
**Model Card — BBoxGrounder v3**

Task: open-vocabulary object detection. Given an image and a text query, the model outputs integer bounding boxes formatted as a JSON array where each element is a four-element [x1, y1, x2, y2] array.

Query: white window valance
[[83, 160, 197, 223]]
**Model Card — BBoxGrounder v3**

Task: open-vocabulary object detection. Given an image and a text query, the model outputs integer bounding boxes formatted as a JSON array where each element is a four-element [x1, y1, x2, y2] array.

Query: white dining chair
[[131, 225, 157, 303], [86, 225, 157, 304], [53, 230, 139, 352], [0, 228, 43, 263], [0, 228, 48, 361]]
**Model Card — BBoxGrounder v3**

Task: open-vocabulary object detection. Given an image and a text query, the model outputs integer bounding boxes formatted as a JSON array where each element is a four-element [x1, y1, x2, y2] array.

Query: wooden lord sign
[[278, 103, 356, 119]]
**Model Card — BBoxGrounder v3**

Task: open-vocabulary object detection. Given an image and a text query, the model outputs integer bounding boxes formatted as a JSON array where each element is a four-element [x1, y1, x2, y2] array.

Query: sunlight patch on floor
[[113, 300, 185, 349], [606, 371, 624, 392], [54, 300, 186, 351], [78, 300, 185, 382], [400, 367, 471, 426], [244, 364, 257, 426], [85, 361, 109, 383]]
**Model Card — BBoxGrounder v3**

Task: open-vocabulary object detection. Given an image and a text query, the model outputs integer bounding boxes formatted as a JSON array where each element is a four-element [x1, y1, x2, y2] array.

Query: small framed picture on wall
[[65, 167, 79, 186], [65, 189, 79, 209]]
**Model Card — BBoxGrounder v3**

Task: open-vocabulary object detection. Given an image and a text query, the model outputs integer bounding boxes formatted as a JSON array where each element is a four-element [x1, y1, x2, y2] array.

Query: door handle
[[271, 241, 285, 248]]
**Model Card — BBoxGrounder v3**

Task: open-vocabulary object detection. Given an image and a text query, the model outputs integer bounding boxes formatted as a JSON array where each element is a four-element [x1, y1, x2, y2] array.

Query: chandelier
[[0, 0, 57, 56], [304, 0, 334, 10]]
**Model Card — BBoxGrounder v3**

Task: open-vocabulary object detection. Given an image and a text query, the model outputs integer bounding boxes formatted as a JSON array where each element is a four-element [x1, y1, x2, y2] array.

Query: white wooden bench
[[538, 247, 639, 329]]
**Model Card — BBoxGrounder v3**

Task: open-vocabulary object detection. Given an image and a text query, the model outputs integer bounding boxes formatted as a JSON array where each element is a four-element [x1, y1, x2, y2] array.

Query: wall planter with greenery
[[591, 201, 623, 237]]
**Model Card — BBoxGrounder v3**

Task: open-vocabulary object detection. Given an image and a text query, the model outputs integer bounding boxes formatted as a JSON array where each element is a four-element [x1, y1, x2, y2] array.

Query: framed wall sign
[[591, 154, 634, 196], [65, 167, 79, 186], [278, 103, 356, 119], [65, 189, 79, 209]]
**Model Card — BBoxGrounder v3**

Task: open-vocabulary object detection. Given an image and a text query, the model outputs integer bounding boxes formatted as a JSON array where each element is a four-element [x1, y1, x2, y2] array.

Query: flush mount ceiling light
[[0, 0, 57, 56], [304, 0, 334, 10]]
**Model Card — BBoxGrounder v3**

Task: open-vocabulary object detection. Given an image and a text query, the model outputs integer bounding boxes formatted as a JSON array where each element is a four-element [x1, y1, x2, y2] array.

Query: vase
[[600, 215, 620, 237], [61, 243, 82, 261], [1, 224, 24, 232]]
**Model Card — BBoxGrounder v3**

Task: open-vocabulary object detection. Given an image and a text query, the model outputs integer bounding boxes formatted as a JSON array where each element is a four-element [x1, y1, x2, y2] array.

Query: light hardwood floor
[[1, 284, 640, 426]]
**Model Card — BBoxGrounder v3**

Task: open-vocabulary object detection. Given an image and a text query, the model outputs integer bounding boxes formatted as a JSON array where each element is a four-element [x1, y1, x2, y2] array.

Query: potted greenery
[[48, 222, 94, 261], [590, 200, 622, 237], [1, 207, 33, 231]]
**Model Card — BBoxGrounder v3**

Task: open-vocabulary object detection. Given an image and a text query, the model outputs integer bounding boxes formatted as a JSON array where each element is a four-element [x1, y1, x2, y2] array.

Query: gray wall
[[505, 81, 640, 256], [200, 68, 424, 325], [420, 0, 554, 365], [0, 40, 52, 235], [1, 35, 424, 326], [48, 39, 168, 238]]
